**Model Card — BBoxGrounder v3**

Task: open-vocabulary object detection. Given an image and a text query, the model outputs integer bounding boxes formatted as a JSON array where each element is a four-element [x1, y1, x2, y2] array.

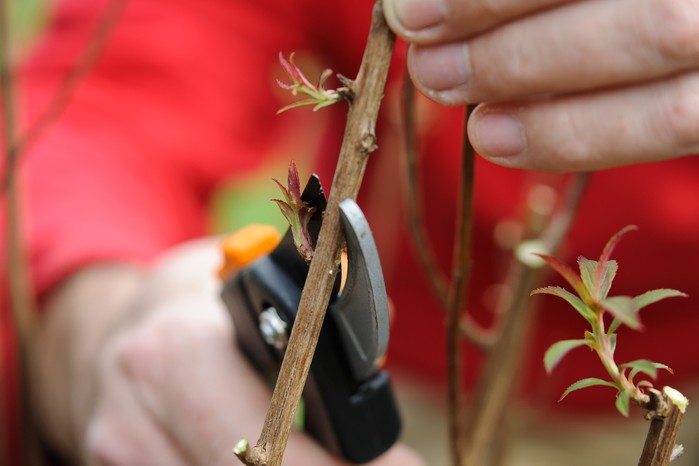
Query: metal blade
[[331, 199, 389, 381]]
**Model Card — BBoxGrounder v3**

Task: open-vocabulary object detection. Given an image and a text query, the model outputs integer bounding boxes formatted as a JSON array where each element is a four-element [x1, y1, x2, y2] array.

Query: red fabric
[[2, 0, 699, 462]]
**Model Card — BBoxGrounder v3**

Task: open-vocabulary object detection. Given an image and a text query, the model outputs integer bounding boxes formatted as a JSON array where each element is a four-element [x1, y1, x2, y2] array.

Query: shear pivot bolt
[[259, 307, 288, 350]]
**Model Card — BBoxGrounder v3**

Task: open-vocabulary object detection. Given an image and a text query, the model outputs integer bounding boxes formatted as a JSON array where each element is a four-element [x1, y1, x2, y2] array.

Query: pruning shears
[[219, 175, 401, 464]]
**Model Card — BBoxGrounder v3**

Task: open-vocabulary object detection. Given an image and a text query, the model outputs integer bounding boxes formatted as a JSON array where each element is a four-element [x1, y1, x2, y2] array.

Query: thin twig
[[444, 104, 477, 466], [1, 0, 127, 192], [638, 390, 684, 466], [401, 76, 449, 306], [401, 80, 496, 350], [1, 0, 42, 464], [234, 3, 394, 465], [463, 173, 590, 465]]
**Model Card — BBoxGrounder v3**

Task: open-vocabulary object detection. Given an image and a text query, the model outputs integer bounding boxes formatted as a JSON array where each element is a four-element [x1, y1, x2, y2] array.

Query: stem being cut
[[234, 3, 394, 464]]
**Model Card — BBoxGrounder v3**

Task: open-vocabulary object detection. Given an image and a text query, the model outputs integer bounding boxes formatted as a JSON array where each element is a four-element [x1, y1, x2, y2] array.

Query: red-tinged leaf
[[535, 253, 592, 303], [596, 225, 637, 287], [272, 178, 291, 202], [560, 378, 617, 401], [271, 199, 293, 223], [278, 52, 313, 89], [276, 78, 296, 91], [598, 225, 637, 265], [272, 162, 316, 262], [277, 52, 299, 86], [544, 339, 591, 374], [615, 389, 631, 417], [601, 296, 641, 330], [287, 160, 302, 203], [532, 286, 595, 324], [633, 289, 687, 311], [317, 69, 333, 90]]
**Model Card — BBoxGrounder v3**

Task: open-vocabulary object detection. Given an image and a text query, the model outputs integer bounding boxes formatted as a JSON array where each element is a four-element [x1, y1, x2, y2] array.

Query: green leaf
[[621, 359, 673, 382], [601, 296, 641, 329], [633, 289, 687, 311], [579, 257, 618, 301], [531, 286, 595, 324], [609, 333, 617, 356], [535, 254, 592, 303], [597, 260, 618, 300], [578, 257, 597, 298], [615, 389, 631, 417], [277, 98, 326, 114], [607, 318, 622, 335], [312, 99, 340, 111], [544, 339, 592, 374], [560, 378, 617, 401]]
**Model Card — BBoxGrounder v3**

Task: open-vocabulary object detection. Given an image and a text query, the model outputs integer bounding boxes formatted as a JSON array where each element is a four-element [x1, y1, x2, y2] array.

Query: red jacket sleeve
[[0, 1, 374, 462], [13, 0, 373, 295]]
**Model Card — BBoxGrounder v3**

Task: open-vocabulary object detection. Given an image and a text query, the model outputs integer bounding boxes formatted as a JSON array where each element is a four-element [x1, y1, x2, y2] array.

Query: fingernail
[[473, 113, 526, 158], [410, 43, 470, 93], [392, 0, 445, 31]]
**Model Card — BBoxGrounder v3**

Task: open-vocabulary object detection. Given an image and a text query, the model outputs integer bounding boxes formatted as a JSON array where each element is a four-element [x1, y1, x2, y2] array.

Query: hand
[[383, 0, 699, 171], [30, 239, 423, 466]]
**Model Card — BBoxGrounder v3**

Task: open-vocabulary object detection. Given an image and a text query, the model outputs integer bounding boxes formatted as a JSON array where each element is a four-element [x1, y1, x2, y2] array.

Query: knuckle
[[112, 332, 159, 382], [111, 318, 175, 382], [85, 420, 130, 466], [658, 74, 699, 147], [530, 108, 597, 172], [650, 0, 699, 62], [470, 0, 506, 20], [112, 305, 227, 381]]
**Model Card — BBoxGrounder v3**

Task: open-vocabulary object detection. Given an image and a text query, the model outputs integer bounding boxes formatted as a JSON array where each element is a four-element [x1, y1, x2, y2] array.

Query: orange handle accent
[[219, 224, 282, 280]]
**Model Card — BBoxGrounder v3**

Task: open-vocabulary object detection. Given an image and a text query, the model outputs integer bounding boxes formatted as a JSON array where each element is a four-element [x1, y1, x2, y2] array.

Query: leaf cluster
[[276, 52, 347, 113], [532, 226, 686, 416], [271, 161, 316, 262]]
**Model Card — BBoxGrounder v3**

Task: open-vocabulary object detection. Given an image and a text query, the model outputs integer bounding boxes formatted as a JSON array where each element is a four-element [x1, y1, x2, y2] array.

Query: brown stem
[[401, 75, 449, 307], [1, 0, 127, 192], [463, 173, 590, 465], [445, 104, 477, 466], [1, 1, 42, 464], [638, 390, 684, 466], [401, 80, 495, 350], [234, 3, 394, 465]]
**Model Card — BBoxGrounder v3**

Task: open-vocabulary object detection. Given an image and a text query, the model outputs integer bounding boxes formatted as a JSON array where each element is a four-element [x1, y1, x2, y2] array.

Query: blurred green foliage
[[211, 167, 291, 236], [9, 0, 47, 53]]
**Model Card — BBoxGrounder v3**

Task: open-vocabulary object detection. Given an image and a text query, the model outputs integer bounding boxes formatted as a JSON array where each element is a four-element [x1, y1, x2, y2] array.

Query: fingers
[[365, 445, 425, 466], [404, 0, 699, 105], [383, 0, 571, 44], [468, 71, 699, 171], [283, 433, 424, 466], [113, 299, 273, 465], [85, 334, 190, 466]]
